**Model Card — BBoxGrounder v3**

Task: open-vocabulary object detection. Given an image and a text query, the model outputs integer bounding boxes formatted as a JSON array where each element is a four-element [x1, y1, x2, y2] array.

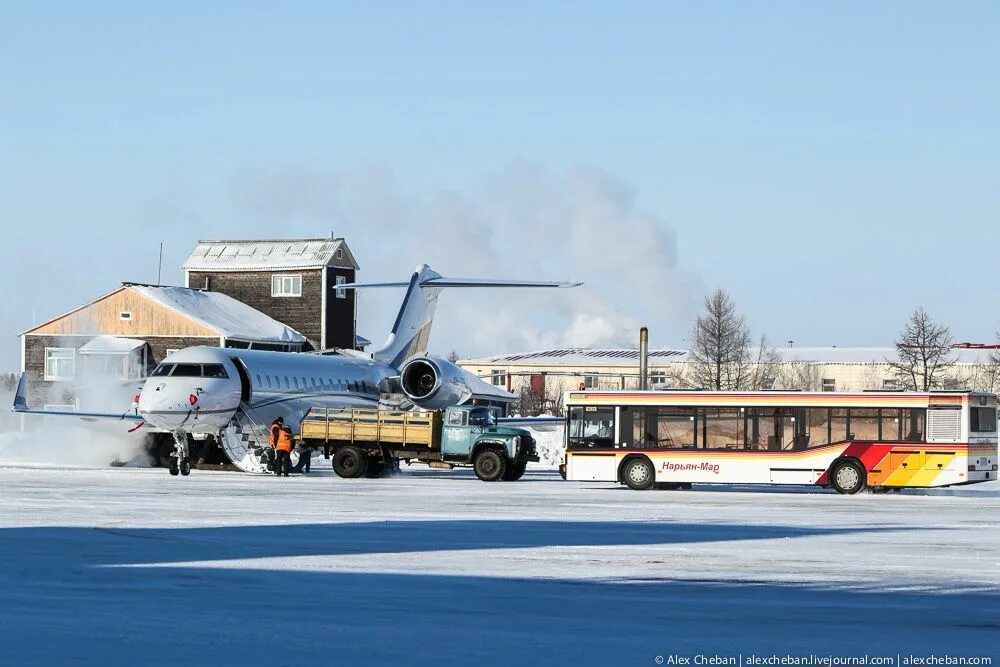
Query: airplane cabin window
[[150, 364, 174, 377], [171, 364, 202, 377]]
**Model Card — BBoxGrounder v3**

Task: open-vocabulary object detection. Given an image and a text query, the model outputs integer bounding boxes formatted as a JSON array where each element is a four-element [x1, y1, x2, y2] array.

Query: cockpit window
[[171, 364, 203, 377], [150, 364, 174, 377], [203, 364, 229, 379]]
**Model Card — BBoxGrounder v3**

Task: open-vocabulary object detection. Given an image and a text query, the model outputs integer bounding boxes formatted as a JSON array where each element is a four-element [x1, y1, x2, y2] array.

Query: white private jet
[[13, 264, 578, 475]]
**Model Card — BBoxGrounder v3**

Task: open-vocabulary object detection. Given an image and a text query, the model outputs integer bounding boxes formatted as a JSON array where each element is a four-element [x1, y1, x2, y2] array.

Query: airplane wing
[[11, 373, 143, 422]]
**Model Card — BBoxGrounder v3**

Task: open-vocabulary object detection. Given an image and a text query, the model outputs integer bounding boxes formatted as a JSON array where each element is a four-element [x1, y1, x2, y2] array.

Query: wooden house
[[182, 236, 359, 351]]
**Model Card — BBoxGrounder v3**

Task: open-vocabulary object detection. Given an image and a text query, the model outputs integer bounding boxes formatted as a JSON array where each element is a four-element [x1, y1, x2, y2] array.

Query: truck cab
[[441, 406, 538, 481]]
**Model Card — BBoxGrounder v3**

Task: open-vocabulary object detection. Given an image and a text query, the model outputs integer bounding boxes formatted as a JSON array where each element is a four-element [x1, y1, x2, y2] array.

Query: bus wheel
[[332, 447, 368, 479], [622, 457, 655, 491], [473, 450, 506, 482], [831, 459, 866, 495], [502, 461, 527, 481]]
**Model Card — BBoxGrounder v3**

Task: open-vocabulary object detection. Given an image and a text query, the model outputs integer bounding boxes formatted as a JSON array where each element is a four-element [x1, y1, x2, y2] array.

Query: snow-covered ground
[[0, 463, 997, 666]]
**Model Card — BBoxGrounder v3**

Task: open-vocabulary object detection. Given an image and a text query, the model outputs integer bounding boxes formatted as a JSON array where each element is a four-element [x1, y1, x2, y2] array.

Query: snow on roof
[[773, 347, 993, 365], [462, 348, 689, 366], [182, 238, 358, 272], [78, 336, 147, 355], [128, 285, 306, 343], [463, 346, 994, 367]]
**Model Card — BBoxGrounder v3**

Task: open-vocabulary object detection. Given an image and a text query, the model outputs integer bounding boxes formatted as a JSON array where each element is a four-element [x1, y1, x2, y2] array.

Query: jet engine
[[399, 356, 473, 410]]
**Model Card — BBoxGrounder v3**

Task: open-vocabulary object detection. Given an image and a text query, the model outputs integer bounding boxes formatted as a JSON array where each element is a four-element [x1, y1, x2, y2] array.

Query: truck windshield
[[468, 410, 495, 426]]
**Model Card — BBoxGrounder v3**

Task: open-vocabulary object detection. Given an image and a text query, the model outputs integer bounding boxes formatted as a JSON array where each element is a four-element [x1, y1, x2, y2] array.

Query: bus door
[[566, 405, 618, 481]]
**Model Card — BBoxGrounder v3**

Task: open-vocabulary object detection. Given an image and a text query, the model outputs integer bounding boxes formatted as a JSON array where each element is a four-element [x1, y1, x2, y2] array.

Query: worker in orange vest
[[268, 417, 284, 474], [274, 425, 294, 477]]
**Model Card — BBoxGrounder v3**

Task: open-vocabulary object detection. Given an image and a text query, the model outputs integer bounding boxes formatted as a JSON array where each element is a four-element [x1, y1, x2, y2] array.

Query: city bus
[[561, 390, 998, 493]]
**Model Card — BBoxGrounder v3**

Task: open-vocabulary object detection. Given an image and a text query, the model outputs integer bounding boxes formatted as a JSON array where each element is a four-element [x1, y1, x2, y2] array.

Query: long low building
[[458, 345, 999, 403]]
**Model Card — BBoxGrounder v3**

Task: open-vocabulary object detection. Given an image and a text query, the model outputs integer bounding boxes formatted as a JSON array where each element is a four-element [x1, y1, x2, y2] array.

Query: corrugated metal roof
[[182, 238, 359, 272], [462, 348, 689, 365]]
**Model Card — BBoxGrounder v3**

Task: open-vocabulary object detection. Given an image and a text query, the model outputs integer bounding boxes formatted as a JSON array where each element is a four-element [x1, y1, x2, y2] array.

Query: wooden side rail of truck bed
[[300, 407, 442, 449]]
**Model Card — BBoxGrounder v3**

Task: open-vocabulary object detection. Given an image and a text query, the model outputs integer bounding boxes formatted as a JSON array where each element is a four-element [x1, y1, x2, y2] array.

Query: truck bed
[[300, 407, 442, 449]]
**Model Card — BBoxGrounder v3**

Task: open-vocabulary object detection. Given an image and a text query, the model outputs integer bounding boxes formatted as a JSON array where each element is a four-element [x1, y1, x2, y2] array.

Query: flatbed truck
[[300, 405, 538, 481]]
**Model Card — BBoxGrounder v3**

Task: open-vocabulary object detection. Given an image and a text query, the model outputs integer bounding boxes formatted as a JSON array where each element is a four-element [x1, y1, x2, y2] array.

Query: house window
[[119, 311, 132, 321], [761, 376, 776, 390], [44, 348, 76, 381], [584, 374, 599, 389], [336, 275, 347, 299], [883, 379, 900, 390], [650, 371, 670, 387], [271, 275, 302, 297], [335, 247, 343, 259], [490, 370, 506, 387], [821, 378, 836, 392]]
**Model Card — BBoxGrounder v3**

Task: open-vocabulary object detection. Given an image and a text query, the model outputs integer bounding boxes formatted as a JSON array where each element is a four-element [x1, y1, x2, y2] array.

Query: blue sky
[[2, 1, 998, 368]]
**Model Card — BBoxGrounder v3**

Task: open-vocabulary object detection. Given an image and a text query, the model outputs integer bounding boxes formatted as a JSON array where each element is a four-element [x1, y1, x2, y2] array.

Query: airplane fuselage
[[137, 346, 393, 434]]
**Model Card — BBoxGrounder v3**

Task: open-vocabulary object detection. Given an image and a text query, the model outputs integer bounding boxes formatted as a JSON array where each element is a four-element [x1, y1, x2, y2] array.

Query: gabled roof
[[182, 237, 359, 272], [128, 285, 306, 343]]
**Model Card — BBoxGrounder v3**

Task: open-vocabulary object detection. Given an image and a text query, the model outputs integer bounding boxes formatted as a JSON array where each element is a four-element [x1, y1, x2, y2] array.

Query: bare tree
[[887, 308, 956, 391], [779, 362, 823, 391], [513, 382, 564, 417], [685, 289, 777, 390], [446, 350, 461, 364]]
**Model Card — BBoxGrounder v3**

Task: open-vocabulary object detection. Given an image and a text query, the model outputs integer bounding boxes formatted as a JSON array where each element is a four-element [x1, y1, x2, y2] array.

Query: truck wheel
[[473, 450, 506, 482], [332, 447, 368, 479], [830, 459, 866, 495], [621, 457, 655, 490], [501, 461, 527, 481]]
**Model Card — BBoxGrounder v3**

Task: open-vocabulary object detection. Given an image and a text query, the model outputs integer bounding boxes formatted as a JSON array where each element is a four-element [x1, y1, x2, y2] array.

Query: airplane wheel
[[169, 460, 180, 476], [180, 460, 191, 476]]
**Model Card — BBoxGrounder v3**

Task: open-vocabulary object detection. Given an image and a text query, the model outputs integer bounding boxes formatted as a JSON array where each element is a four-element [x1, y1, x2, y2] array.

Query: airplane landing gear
[[170, 432, 192, 477]]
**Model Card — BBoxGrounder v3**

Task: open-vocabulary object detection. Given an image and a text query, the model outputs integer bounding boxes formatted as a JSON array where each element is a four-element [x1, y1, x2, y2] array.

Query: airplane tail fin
[[339, 264, 580, 369]]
